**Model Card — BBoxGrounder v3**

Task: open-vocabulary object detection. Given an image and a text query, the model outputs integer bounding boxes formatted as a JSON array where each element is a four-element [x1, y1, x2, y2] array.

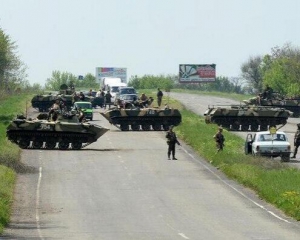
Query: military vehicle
[[243, 92, 300, 117], [6, 111, 109, 150], [31, 93, 57, 112], [101, 107, 182, 131], [204, 105, 293, 131], [31, 84, 75, 112]]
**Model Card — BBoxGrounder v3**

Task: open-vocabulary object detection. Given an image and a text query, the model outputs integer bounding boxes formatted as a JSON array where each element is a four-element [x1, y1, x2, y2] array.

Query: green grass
[[0, 94, 34, 234]]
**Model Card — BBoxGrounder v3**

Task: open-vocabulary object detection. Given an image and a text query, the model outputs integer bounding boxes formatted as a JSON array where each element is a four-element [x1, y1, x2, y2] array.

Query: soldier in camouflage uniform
[[166, 125, 180, 160], [213, 127, 225, 152], [292, 124, 300, 158]]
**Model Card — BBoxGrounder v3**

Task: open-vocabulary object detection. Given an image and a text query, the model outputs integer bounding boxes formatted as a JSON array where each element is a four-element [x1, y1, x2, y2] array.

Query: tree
[[45, 71, 77, 90], [241, 56, 263, 92], [0, 27, 27, 91]]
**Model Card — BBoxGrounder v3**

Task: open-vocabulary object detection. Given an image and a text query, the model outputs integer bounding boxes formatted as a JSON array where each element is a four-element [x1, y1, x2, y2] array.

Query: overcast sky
[[0, 0, 299, 86]]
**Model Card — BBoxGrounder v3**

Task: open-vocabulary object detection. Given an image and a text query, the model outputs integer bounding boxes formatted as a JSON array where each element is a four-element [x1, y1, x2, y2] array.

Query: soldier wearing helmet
[[213, 127, 225, 152], [166, 125, 180, 160], [291, 124, 300, 158]]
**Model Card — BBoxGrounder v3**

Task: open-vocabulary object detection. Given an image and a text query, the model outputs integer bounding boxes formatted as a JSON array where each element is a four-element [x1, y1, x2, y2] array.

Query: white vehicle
[[245, 131, 291, 162], [100, 77, 122, 90], [110, 83, 127, 101]]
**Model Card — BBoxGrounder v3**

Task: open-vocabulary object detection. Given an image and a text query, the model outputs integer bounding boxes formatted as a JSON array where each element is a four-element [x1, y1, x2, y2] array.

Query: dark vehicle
[[243, 92, 300, 117], [114, 94, 138, 108], [6, 111, 109, 150], [204, 105, 293, 131], [72, 101, 93, 120], [31, 84, 75, 112], [83, 90, 105, 108], [101, 107, 181, 131]]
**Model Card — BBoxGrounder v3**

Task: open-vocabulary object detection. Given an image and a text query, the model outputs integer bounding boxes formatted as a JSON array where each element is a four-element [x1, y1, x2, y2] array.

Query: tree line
[[2, 25, 300, 96]]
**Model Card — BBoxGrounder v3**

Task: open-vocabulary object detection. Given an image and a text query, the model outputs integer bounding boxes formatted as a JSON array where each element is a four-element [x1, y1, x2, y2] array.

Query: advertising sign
[[96, 67, 127, 83], [179, 64, 216, 83]]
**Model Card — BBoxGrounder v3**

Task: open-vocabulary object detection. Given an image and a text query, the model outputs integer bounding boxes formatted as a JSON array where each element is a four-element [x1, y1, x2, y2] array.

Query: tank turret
[[204, 105, 293, 131]]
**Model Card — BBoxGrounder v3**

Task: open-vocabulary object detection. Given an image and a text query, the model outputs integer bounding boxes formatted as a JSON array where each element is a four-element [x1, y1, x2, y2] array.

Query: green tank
[[6, 111, 109, 150], [100, 107, 182, 131], [31, 93, 57, 112], [31, 84, 75, 112], [204, 105, 293, 131], [243, 92, 300, 117]]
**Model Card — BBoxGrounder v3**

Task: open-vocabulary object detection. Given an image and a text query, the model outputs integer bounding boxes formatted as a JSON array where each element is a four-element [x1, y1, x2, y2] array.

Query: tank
[[6, 111, 109, 150], [204, 105, 293, 131], [31, 84, 75, 112], [243, 92, 300, 117], [31, 93, 57, 112], [100, 107, 182, 131]]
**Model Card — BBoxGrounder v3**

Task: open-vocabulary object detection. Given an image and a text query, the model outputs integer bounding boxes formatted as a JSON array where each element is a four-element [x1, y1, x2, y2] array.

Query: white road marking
[[178, 233, 190, 239], [181, 147, 292, 223], [36, 166, 44, 240]]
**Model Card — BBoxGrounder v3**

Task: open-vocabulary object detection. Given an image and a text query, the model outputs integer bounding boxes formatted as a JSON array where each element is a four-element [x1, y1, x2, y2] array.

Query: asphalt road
[[2, 94, 300, 240]]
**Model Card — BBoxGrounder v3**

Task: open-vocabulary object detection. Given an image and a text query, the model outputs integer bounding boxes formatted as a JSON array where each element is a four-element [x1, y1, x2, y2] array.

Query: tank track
[[210, 117, 287, 132], [7, 130, 96, 150]]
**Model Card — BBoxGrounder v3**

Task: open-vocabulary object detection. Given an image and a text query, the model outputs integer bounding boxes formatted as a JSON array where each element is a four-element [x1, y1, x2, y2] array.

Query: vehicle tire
[[58, 141, 69, 150], [141, 124, 151, 131], [152, 124, 162, 131], [45, 140, 56, 150], [131, 124, 140, 131], [19, 139, 30, 149], [120, 124, 129, 131], [71, 141, 82, 150], [32, 141, 44, 149], [162, 124, 169, 131]]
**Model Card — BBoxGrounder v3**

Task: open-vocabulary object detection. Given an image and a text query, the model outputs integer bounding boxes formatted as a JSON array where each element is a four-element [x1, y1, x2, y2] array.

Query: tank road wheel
[[58, 141, 69, 150], [131, 124, 140, 131], [120, 124, 129, 131], [19, 139, 30, 149], [152, 124, 162, 131], [32, 141, 44, 149], [141, 124, 151, 131], [45, 140, 56, 150], [162, 124, 169, 131], [71, 141, 82, 150]]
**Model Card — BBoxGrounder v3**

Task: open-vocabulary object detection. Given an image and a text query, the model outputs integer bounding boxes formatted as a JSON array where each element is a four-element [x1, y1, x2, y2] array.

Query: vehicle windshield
[[121, 95, 137, 101], [111, 86, 119, 93], [75, 103, 92, 109], [120, 88, 136, 94], [257, 133, 287, 142]]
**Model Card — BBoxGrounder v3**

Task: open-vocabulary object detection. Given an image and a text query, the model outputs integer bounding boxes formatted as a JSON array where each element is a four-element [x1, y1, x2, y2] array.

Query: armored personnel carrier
[[101, 107, 182, 131], [243, 92, 300, 117], [204, 105, 293, 131], [31, 93, 57, 112], [6, 111, 109, 150], [31, 84, 75, 112]]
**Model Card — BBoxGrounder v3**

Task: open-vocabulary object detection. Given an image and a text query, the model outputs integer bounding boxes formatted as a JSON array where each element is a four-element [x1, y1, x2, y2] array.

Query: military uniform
[[166, 126, 180, 160], [214, 127, 225, 152], [292, 124, 300, 158]]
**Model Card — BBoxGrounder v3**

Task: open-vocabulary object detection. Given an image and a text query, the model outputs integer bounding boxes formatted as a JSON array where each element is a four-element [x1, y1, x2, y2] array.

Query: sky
[[0, 0, 300, 86]]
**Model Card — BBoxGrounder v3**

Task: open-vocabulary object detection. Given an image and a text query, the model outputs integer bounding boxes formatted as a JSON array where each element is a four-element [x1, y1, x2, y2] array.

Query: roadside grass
[[0, 94, 34, 234], [141, 89, 300, 220]]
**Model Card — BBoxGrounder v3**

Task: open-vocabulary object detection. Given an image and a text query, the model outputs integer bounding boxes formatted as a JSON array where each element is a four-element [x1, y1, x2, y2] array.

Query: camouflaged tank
[[243, 92, 300, 117], [204, 105, 293, 131], [6, 111, 109, 150], [101, 107, 182, 131], [31, 93, 57, 112]]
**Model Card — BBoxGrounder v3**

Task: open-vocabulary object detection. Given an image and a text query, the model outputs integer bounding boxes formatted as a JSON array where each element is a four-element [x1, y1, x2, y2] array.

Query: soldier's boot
[[291, 149, 297, 158], [168, 154, 171, 160]]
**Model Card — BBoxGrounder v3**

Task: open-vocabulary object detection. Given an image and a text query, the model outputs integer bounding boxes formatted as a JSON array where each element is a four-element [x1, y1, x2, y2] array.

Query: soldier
[[105, 90, 112, 109], [291, 124, 300, 158], [166, 125, 181, 160], [213, 127, 225, 152], [48, 99, 63, 121], [262, 84, 273, 99], [157, 88, 163, 107]]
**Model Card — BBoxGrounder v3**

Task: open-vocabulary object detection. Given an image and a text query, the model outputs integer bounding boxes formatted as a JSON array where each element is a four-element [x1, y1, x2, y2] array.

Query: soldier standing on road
[[291, 124, 300, 158], [166, 125, 181, 160], [105, 90, 112, 109], [157, 88, 163, 107], [213, 127, 225, 152]]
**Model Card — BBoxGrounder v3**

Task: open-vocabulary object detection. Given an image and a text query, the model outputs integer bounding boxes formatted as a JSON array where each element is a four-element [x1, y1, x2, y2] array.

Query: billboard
[[179, 64, 216, 83], [96, 67, 127, 83]]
